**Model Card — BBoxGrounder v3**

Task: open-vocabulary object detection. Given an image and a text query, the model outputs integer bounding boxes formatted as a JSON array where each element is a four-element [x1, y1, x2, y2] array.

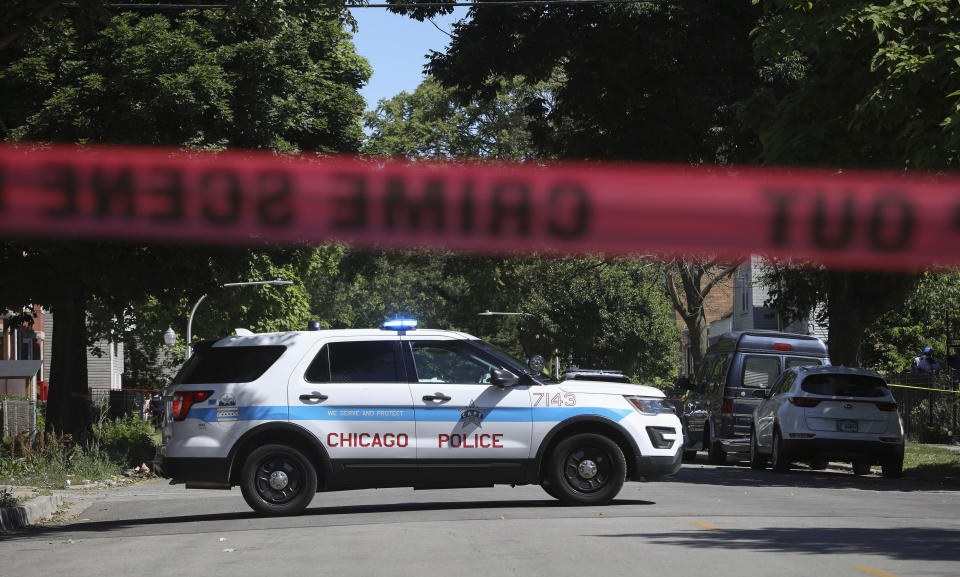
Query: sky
[[348, 7, 470, 111]]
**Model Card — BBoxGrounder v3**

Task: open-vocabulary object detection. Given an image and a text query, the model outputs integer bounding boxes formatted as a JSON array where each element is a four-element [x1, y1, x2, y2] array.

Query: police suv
[[156, 319, 682, 516]]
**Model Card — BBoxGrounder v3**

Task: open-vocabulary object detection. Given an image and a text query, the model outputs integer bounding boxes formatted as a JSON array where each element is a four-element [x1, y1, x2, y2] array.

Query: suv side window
[[742, 356, 781, 389], [409, 340, 499, 384], [711, 354, 732, 392], [306, 341, 402, 383]]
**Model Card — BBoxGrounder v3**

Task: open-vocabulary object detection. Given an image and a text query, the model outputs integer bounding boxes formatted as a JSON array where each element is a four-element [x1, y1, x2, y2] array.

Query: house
[[732, 255, 828, 340]]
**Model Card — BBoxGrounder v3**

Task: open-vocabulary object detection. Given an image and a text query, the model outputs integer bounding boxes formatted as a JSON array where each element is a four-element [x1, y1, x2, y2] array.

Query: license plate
[[837, 419, 858, 433]]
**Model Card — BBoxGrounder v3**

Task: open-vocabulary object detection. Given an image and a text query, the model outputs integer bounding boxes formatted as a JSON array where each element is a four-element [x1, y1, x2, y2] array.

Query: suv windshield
[[801, 374, 889, 398], [471, 339, 556, 382]]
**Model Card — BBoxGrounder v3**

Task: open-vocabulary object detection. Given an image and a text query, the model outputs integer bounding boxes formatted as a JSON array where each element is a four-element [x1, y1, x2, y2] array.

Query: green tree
[[748, 0, 960, 365], [363, 75, 547, 160], [0, 2, 370, 437]]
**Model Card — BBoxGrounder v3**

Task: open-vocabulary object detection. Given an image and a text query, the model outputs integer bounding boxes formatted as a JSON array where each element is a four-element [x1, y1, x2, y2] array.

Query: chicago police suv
[[156, 319, 682, 516]]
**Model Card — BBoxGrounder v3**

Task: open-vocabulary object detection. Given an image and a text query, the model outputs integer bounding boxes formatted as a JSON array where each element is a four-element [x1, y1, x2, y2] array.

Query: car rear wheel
[[881, 456, 903, 478], [809, 458, 829, 470], [852, 461, 872, 476], [707, 429, 726, 465], [749, 428, 767, 470], [240, 444, 317, 516], [546, 433, 626, 506], [770, 428, 791, 472]]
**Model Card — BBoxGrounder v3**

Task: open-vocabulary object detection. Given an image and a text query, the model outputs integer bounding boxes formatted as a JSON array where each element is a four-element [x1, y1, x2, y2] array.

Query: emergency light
[[382, 318, 418, 331]]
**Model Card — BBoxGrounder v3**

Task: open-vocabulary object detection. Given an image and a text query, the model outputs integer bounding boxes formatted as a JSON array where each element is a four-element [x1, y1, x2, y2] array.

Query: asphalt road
[[2, 459, 958, 577]]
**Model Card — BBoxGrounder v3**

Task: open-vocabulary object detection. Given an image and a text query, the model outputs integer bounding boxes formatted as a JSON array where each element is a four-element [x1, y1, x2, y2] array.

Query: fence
[[1, 399, 36, 440], [89, 388, 157, 420], [884, 372, 959, 443]]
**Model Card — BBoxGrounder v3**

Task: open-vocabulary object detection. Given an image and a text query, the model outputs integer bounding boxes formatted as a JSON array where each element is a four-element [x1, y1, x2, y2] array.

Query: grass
[[903, 442, 960, 480]]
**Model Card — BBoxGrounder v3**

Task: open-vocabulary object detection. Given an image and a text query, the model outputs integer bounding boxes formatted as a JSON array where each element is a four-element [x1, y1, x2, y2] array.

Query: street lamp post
[[185, 279, 294, 359], [163, 327, 176, 350]]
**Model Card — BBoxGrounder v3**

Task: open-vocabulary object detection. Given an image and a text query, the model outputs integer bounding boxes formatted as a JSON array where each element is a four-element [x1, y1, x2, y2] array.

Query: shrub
[[95, 415, 157, 467]]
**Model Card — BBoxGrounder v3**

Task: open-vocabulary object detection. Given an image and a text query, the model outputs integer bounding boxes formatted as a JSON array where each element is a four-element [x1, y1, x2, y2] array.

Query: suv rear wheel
[[546, 433, 626, 506], [770, 428, 791, 472], [240, 444, 317, 516], [881, 456, 903, 478]]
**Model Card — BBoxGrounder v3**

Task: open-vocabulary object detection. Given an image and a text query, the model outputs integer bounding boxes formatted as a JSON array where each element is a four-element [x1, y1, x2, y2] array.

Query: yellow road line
[[691, 521, 723, 531], [853, 566, 900, 577]]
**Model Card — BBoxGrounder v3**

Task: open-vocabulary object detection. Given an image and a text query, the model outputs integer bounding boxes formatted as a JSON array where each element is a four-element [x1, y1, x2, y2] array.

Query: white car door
[[403, 336, 533, 485], [287, 337, 417, 485], [756, 371, 796, 448]]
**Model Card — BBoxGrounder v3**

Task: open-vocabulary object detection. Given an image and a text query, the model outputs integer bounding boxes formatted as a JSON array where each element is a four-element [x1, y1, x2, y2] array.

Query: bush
[[95, 415, 157, 467]]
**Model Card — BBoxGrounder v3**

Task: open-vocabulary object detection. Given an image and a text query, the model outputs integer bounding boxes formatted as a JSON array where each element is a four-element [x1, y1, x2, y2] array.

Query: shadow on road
[[593, 526, 960, 562], [672, 456, 960, 493], [2, 497, 654, 540]]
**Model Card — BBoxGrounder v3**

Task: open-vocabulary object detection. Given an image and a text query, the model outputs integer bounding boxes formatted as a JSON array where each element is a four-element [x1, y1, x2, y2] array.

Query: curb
[[0, 494, 64, 534]]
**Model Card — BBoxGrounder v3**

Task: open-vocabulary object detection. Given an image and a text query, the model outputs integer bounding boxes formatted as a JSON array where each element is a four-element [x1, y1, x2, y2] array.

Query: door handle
[[299, 392, 328, 402], [422, 393, 451, 402]]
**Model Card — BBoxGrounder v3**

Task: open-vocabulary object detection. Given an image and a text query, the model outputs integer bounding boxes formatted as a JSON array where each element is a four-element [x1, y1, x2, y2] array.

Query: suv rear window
[[801, 374, 889, 398], [176, 346, 286, 384]]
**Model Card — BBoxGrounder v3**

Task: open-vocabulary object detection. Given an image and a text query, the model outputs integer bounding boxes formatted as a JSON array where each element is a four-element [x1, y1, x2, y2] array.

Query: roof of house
[[0, 360, 43, 378]]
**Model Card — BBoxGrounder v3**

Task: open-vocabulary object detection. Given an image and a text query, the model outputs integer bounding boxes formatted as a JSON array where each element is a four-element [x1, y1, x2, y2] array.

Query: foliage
[[94, 414, 157, 467], [363, 75, 548, 161], [0, 3, 370, 437], [0, 430, 118, 488], [310, 249, 680, 383], [413, 1, 761, 164], [863, 272, 960, 372], [747, 0, 960, 170]]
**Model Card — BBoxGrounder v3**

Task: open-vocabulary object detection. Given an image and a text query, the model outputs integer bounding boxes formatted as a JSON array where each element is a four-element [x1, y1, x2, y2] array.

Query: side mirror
[[491, 368, 519, 388], [752, 389, 770, 399]]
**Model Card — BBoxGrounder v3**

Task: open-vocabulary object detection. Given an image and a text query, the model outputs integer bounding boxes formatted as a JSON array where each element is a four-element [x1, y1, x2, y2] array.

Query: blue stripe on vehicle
[[190, 405, 632, 423]]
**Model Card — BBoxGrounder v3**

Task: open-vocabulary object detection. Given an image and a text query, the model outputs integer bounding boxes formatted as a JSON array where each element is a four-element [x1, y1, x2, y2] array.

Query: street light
[[186, 279, 294, 359], [163, 327, 176, 350]]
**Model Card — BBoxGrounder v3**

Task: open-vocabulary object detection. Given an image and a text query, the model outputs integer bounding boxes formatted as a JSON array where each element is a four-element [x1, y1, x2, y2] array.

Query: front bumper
[[781, 438, 904, 464], [631, 448, 682, 481]]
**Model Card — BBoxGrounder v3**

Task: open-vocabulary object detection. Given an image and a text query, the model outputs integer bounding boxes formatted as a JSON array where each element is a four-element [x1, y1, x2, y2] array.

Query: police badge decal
[[459, 401, 485, 428]]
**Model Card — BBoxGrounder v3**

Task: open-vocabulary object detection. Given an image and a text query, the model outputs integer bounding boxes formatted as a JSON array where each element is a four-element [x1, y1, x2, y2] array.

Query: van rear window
[[801, 374, 889, 398], [175, 346, 286, 384], [742, 356, 780, 388]]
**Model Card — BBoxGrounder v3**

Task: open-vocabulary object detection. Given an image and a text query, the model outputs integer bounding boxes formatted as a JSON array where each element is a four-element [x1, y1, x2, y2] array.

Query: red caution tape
[[1, 144, 957, 271]]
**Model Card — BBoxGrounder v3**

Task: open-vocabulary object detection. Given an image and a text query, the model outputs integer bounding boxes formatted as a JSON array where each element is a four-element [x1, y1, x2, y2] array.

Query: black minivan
[[679, 331, 829, 464]]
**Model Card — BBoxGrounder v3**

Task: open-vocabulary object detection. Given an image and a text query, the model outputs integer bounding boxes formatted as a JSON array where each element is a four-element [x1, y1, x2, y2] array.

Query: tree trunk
[[826, 271, 917, 367], [46, 292, 91, 439], [686, 311, 709, 377]]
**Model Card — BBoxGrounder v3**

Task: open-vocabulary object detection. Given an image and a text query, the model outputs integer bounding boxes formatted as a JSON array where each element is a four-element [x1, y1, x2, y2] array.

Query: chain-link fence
[[1, 399, 37, 439], [884, 372, 959, 443]]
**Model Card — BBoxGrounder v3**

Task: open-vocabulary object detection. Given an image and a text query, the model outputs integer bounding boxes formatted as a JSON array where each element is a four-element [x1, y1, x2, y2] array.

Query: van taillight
[[773, 343, 792, 351], [876, 402, 897, 411], [789, 397, 821, 408], [721, 398, 734, 414], [171, 391, 213, 421]]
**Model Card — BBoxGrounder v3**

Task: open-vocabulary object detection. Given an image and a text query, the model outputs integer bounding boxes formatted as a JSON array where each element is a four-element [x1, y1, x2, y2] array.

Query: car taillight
[[171, 391, 213, 421], [789, 396, 822, 407], [875, 402, 897, 411], [721, 398, 734, 414]]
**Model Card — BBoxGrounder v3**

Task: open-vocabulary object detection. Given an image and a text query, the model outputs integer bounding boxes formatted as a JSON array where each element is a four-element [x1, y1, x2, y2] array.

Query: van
[[679, 331, 829, 464]]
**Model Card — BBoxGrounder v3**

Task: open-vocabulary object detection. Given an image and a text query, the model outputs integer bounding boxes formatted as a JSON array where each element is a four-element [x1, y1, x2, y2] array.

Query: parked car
[[749, 365, 904, 477], [679, 331, 830, 463]]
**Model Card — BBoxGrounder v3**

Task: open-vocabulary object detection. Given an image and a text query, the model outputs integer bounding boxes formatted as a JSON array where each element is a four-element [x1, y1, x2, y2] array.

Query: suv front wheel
[[240, 444, 318, 516], [546, 433, 626, 506]]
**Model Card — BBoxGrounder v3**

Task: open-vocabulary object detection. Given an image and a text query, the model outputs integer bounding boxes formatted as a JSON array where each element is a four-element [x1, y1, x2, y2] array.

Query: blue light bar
[[382, 318, 418, 331]]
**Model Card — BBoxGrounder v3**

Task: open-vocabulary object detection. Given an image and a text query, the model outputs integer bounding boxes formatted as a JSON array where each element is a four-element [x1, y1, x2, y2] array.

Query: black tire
[[546, 433, 626, 506], [809, 458, 829, 470], [881, 456, 903, 479], [682, 449, 698, 462], [749, 428, 767, 470], [707, 429, 726, 465], [852, 461, 872, 476], [240, 444, 317, 516], [770, 428, 791, 472]]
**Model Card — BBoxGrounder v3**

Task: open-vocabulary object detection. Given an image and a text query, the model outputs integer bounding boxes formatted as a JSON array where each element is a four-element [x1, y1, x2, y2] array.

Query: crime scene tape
[[887, 383, 960, 395], [1, 144, 959, 271]]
